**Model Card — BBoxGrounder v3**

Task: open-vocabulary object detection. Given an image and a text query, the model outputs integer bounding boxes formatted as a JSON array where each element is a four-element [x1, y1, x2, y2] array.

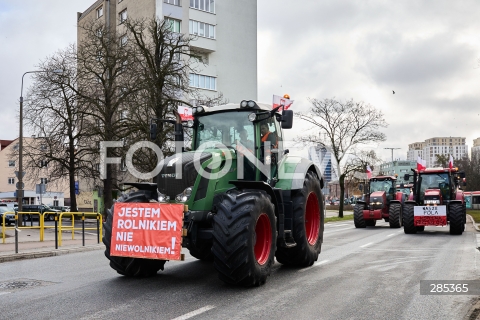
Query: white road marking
[[0, 292, 11, 295], [360, 242, 374, 248], [298, 260, 330, 272], [386, 233, 396, 237], [171, 306, 216, 320]]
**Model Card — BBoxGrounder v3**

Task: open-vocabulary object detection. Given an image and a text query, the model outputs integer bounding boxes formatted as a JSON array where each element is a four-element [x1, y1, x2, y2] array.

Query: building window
[[189, 20, 215, 39], [189, 73, 216, 90], [96, 6, 103, 18], [190, 0, 215, 13], [166, 18, 181, 33], [40, 178, 48, 184], [119, 9, 127, 24], [165, 0, 181, 6], [8, 177, 15, 185], [120, 34, 128, 46], [8, 160, 15, 167]]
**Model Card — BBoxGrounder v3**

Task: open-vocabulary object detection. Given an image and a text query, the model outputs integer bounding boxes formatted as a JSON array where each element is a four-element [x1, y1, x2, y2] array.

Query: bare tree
[[434, 154, 449, 167], [344, 150, 383, 199], [22, 45, 93, 212], [71, 18, 144, 213], [457, 153, 480, 192], [298, 98, 387, 217]]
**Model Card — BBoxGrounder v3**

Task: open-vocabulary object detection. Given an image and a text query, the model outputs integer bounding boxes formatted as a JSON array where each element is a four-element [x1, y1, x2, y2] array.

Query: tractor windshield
[[419, 173, 450, 199], [194, 111, 254, 150], [370, 180, 393, 193]]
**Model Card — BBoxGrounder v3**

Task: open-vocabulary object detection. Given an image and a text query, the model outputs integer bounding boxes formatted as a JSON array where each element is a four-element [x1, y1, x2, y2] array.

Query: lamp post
[[17, 70, 62, 237]]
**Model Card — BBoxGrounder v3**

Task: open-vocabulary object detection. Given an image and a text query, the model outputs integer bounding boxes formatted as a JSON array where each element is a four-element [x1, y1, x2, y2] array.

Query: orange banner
[[110, 203, 184, 260]]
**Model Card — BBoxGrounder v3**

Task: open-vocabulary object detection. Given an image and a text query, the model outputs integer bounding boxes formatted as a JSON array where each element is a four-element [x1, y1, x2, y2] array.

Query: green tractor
[[103, 100, 325, 286]]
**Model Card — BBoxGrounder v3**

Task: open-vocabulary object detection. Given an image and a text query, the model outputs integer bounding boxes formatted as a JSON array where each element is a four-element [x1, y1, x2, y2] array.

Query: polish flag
[[417, 156, 426, 171], [178, 106, 193, 121], [449, 154, 454, 170], [273, 94, 294, 110], [366, 165, 372, 179]]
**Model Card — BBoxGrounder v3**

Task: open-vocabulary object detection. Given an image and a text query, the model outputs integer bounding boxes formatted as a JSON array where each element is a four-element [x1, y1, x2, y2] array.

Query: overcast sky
[[1, 0, 479, 162]]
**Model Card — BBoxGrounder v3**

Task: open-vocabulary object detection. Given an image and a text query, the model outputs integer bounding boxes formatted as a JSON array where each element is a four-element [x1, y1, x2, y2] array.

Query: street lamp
[[17, 70, 63, 229]]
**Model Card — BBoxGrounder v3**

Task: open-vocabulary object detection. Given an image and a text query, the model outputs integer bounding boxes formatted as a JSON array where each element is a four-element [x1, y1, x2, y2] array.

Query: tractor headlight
[[424, 199, 440, 205], [157, 190, 170, 203], [176, 187, 193, 202], [192, 106, 204, 115], [240, 100, 257, 108], [248, 112, 256, 122]]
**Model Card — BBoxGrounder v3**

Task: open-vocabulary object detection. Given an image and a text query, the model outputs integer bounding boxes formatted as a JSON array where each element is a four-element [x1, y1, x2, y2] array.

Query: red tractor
[[354, 176, 405, 228], [403, 167, 466, 235]]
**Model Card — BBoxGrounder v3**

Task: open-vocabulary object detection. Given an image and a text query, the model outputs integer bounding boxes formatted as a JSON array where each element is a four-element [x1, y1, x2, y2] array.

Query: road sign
[[36, 184, 46, 194], [14, 171, 25, 179], [16, 182, 24, 189]]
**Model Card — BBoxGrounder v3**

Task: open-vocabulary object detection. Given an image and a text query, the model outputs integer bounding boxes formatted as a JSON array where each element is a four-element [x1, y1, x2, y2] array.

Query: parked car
[[0, 206, 15, 225], [51, 206, 70, 212], [18, 204, 61, 221]]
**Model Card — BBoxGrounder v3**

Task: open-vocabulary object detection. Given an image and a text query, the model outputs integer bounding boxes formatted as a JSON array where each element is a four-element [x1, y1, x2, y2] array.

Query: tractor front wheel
[[365, 219, 377, 227], [389, 203, 402, 228], [403, 204, 416, 234], [212, 190, 276, 286], [449, 203, 464, 235], [103, 192, 166, 277], [354, 204, 366, 228]]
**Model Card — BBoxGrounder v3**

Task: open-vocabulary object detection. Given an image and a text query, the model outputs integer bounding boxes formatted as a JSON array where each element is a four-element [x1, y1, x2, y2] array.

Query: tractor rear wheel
[[449, 203, 464, 235], [389, 203, 402, 228], [212, 190, 276, 286], [354, 204, 366, 228], [103, 191, 166, 277], [365, 219, 376, 227], [275, 172, 323, 267], [403, 204, 416, 234]]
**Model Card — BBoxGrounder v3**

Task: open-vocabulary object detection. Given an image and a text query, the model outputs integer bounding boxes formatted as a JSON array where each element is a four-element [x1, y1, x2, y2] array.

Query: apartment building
[[77, 0, 257, 104], [472, 137, 480, 156], [407, 137, 468, 168], [378, 161, 416, 183], [308, 144, 338, 195], [0, 138, 67, 206]]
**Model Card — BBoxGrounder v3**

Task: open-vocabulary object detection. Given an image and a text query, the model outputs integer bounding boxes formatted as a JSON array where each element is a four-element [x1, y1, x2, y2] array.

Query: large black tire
[[449, 203, 464, 235], [365, 219, 377, 227], [389, 203, 402, 228], [403, 204, 416, 234], [275, 172, 323, 268], [188, 242, 214, 261], [354, 204, 366, 228], [103, 191, 166, 277], [212, 190, 276, 286]]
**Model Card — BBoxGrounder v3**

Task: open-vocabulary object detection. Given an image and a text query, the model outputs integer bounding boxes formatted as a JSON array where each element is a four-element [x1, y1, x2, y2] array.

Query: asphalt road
[[1, 221, 479, 320]]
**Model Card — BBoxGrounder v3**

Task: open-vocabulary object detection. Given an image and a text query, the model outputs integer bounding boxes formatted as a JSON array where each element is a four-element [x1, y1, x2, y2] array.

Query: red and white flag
[[178, 106, 193, 121], [366, 165, 372, 179], [417, 156, 426, 171], [272, 95, 294, 110], [449, 154, 454, 170]]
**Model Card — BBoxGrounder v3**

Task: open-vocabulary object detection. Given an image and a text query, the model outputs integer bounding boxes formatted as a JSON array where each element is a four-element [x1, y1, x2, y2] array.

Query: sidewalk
[[0, 221, 104, 263]]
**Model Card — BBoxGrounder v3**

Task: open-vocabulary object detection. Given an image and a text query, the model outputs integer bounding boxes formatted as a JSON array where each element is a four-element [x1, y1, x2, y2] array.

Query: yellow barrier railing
[[1, 211, 103, 247]]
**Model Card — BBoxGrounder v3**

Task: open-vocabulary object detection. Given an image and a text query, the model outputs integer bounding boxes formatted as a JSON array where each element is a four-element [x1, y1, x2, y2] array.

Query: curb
[[0, 244, 104, 264], [467, 214, 480, 232]]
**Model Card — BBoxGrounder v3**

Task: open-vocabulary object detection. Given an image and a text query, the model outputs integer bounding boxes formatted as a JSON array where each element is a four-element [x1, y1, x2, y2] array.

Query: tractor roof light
[[248, 112, 257, 122], [192, 106, 204, 115], [240, 100, 257, 108]]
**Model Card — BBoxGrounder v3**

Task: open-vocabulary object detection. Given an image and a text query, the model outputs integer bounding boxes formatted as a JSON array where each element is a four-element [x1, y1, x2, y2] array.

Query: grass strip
[[325, 214, 354, 223]]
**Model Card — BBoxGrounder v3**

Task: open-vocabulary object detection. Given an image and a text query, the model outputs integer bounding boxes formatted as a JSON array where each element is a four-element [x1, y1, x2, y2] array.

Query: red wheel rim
[[305, 192, 320, 245], [254, 213, 272, 265]]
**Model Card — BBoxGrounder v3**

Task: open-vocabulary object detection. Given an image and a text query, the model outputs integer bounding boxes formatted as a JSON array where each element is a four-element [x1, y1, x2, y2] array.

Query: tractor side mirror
[[404, 174, 410, 181], [281, 110, 293, 129], [150, 123, 157, 140], [400, 183, 404, 188]]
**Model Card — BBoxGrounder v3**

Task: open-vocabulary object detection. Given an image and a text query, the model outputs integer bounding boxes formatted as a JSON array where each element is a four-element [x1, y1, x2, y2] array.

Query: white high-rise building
[[77, 0, 257, 103], [472, 138, 480, 157], [407, 137, 468, 168], [308, 145, 338, 195]]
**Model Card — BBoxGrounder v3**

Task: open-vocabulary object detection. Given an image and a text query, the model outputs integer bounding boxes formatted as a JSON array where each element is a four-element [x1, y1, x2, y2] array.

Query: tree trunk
[[69, 169, 77, 213], [338, 174, 346, 218]]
